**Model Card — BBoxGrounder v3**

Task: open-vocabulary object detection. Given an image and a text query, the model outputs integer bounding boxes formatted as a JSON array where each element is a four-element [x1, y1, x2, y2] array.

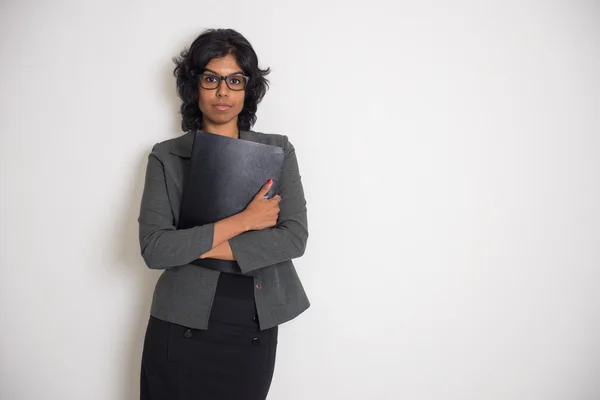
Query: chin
[[205, 115, 238, 126]]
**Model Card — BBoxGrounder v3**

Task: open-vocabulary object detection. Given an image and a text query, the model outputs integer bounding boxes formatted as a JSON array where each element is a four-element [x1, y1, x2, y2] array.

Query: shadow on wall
[[117, 47, 190, 400]]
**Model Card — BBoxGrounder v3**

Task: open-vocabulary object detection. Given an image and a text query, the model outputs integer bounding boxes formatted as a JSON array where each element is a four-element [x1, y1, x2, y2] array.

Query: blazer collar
[[169, 130, 252, 158]]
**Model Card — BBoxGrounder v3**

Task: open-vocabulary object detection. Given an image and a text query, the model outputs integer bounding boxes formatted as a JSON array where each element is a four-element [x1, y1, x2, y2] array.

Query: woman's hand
[[240, 179, 281, 231]]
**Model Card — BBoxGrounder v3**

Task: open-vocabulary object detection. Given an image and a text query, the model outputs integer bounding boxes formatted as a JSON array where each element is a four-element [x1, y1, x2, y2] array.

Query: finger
[[256, 179, 273, 198]]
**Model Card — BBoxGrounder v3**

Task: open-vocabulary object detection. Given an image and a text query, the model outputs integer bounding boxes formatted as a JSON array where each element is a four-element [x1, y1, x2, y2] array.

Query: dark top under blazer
[[137, 129, 310, 330]]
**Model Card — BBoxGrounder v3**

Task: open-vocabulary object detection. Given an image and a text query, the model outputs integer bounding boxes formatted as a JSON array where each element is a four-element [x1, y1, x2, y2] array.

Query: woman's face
[[198, 54, 246, 130]]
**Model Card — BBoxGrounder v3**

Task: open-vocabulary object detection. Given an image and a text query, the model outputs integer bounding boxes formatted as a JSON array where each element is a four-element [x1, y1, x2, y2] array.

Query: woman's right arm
[[137, 149, 249, 270]]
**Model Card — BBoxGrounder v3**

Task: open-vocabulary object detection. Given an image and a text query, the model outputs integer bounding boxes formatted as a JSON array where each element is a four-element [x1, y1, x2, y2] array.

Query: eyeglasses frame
[[197, 73, 251, 91]]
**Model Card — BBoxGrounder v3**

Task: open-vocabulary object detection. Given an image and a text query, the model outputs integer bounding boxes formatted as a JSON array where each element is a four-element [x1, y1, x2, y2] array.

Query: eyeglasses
[[197, 73, 250, 91]]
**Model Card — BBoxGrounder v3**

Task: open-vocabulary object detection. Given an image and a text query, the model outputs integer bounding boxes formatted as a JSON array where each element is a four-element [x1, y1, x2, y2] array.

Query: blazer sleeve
[[228, 135, 309, 274], [137, 146, 215, 269]]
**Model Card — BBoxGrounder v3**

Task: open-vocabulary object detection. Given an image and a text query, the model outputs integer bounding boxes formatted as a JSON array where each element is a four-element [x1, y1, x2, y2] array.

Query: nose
[[216, 79, 229, 97]]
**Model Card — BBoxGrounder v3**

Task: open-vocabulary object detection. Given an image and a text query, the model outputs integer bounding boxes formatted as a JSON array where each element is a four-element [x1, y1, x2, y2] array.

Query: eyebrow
[[203, 68, 245, 76]]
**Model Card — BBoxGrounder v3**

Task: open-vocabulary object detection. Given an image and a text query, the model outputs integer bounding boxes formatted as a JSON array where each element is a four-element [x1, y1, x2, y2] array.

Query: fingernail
[[267, 178, 272, 184]]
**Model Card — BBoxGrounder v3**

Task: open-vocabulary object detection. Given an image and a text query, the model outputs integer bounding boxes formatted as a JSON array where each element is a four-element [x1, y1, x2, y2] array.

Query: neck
[[201, 120, 240, 139]]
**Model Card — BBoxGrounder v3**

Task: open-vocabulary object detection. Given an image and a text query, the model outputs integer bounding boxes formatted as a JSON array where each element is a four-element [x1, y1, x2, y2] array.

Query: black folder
[[178, 130, 285, 274]]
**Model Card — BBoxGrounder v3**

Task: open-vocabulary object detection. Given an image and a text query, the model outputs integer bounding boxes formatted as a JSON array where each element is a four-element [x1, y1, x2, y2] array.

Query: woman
[[137, 28, 310, 399]]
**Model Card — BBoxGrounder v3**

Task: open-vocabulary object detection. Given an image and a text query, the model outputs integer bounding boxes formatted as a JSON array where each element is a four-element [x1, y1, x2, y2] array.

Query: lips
[[214, 104, 231, 111]]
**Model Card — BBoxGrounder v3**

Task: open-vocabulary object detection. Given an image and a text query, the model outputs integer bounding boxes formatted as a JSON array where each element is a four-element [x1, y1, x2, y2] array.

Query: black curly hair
[[172, 28, 271, 132]]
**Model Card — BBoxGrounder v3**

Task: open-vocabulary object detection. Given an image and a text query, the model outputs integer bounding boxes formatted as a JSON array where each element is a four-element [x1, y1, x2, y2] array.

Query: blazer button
[[184, 329, 192, 338], [252, 315, 258, 322], [255, 283, 262, 290], [252, 337, 260, 345]]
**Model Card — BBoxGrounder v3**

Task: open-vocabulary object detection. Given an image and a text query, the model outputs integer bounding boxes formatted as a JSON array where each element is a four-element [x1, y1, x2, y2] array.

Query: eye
[[203, 75, 218, 83], [228, 76, 247, 88]]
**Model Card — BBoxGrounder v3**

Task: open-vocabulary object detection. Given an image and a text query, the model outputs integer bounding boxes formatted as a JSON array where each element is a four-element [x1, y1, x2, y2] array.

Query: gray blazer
[[137, 129, 310, 331]]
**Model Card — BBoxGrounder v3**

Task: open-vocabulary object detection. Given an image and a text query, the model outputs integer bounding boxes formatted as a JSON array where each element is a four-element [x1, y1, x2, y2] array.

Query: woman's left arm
[[223, 135, 308, 274]]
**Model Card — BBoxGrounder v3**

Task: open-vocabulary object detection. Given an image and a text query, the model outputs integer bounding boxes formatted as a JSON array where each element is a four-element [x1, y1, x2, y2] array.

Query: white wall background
[[1, 1, 599, 399]]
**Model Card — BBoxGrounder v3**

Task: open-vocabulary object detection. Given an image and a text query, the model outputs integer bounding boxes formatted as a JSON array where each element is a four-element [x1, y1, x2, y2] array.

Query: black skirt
[[140, 272, 278, 400]]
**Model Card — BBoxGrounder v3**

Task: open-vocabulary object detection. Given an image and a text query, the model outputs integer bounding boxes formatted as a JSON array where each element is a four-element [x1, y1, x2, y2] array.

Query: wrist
[[236, 211, 252, 232]]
